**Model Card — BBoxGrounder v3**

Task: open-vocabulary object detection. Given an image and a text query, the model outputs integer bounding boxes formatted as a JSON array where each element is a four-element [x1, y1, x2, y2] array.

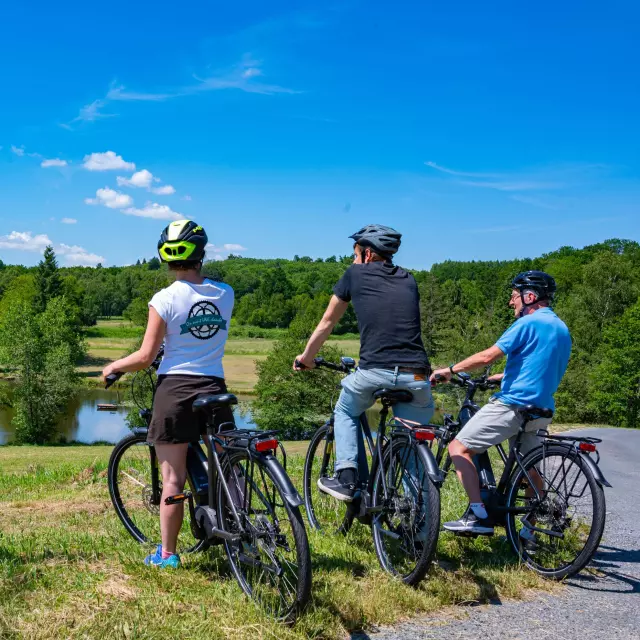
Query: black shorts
[[147, 374, 235, 445]]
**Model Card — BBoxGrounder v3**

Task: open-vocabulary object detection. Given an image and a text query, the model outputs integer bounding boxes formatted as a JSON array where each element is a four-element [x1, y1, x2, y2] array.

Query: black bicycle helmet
[[158, 219, 208, 263], [349, 224, 402, 257], [511, 270, 557, 301]]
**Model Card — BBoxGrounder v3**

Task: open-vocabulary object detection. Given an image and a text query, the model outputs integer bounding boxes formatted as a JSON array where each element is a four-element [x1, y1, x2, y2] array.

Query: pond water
[[0, 386, 256, 445], [0, 384, 442, 445]]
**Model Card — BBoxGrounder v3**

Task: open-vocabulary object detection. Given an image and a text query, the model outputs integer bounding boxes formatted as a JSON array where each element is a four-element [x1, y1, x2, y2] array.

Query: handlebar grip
[[294, 359, 307, 370], [105, 372, 124, 389]]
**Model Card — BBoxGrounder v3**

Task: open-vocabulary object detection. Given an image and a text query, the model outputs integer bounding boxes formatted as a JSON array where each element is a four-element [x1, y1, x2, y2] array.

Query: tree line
[[0, 237, 639, 443]]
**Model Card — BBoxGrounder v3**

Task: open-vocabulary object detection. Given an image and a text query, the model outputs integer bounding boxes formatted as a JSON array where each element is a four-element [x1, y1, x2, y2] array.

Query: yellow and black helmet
[[158, 220, 208, 263]]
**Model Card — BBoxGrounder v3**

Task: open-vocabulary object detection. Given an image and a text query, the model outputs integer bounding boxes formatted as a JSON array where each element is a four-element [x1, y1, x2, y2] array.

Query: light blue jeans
[[334, 367, 435, 476]]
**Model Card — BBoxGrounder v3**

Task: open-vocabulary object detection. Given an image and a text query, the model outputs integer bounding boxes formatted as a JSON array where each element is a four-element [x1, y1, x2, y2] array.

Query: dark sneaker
[[443, 511, 494, 535], [317, 468, 357, 502]]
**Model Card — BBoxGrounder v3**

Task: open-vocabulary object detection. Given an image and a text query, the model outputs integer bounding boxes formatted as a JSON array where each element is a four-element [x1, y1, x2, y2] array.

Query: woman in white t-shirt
[[102, 220, 235, 568]]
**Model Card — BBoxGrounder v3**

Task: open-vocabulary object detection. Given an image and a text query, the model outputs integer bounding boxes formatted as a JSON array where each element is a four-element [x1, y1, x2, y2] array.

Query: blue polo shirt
[[494, 308, 572, 411]]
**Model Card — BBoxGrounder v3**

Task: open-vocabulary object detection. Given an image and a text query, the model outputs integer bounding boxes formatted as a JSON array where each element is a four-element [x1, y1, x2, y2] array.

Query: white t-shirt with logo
[[149, 279, 234, 378]]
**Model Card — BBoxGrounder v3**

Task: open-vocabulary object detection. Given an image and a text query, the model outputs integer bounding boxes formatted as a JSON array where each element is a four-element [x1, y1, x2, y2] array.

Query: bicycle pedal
[[165, 491, 193, 505]]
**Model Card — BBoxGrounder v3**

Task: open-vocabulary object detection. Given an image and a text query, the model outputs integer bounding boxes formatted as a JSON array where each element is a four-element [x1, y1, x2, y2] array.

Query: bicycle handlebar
[[295, 357, 354, 374], [104, 343, 165, 390], [105, 372, 124, 389], [433, 372, 500, 391]]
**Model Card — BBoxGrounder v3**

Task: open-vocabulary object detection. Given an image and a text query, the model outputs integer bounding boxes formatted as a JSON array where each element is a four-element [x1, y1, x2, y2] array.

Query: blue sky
[[1, 0, 638, 269]]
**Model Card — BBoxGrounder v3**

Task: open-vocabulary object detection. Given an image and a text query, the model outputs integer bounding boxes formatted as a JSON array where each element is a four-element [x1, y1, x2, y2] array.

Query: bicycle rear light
[[579, 442, 596, 453], [255, 438, 278, 452], [415, 429, 435, 442]]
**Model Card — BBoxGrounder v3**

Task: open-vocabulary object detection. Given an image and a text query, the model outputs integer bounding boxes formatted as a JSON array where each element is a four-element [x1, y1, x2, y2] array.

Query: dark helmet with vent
[[349, 224, 402, 258], [157, 220, 208, 262], [511, 270, 557, 301]]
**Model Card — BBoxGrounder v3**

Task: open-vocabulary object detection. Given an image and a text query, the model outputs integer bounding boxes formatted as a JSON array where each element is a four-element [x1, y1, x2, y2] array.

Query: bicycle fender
[[580, 451, 612, 488], [132, 428, 149, 437], [263, 455, 304, 508], [417, 442, 446, 486]]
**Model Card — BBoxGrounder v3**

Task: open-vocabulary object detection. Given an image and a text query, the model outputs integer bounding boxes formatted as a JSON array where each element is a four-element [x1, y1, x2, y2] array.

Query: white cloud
[[213, 254, 225, 261], [117, 169, 176, 195], [41, 158, 68, 168], [181, 195, 192, 201], [61, 218, 77, 224], [425, 161, 607, 194], [85, 187, 133, 209], [0, 231, 51, 251], [117, 169, 153, 188], [83, 151, 136, 171], [123, 203, 182, 220], [68, 56, 299, 127], [242, 67, 262, 79], [0, 231, 103, 266], [206, 242, 248, 255], [57, 243, 104, 266], [151, 184, 176, 195], [11, 145, 25, 157]]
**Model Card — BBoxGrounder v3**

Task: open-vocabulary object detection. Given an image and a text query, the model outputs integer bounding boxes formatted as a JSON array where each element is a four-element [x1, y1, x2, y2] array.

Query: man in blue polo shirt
[[430, 271, 572, 535]]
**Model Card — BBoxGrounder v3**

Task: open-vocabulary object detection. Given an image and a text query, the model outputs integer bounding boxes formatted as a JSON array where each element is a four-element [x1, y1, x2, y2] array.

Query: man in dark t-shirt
[[294, 224, 434, 501]]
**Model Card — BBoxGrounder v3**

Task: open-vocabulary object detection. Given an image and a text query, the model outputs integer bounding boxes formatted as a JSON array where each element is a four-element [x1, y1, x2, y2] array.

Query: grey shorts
[[456, 398, 551, 455]]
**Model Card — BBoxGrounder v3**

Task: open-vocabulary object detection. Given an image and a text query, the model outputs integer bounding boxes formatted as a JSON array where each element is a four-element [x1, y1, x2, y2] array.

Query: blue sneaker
[[144, 544, 181, 568]]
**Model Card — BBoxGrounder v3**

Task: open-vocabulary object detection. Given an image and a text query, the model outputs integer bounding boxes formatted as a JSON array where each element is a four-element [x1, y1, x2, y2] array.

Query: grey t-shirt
[[333, 262, 430, 370]]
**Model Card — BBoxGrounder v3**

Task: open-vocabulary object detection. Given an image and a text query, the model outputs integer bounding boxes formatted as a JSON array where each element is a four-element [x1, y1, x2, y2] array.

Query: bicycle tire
[[108, 431, 206, 554], [217, 450, 311, 623], [505, 443, 606, 580], [371, 434, 440, 586], [303, 423, 355, 534]]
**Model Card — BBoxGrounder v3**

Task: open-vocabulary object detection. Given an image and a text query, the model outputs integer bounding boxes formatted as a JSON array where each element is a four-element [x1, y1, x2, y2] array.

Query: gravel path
[[353, 428, 640, 640]]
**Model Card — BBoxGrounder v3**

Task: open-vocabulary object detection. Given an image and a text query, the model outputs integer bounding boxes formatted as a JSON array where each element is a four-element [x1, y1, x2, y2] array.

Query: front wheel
[[371, 435, 440, 586], [107, 432, 206, 554], [505, 444, 606, 580], [303, 423, 355, 534], [217, 451, 311, 623]]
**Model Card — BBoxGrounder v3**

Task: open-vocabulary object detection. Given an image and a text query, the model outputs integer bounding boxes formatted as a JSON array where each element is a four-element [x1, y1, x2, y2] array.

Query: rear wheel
[[303, 423, 355, 534], [505, 444, 606, 580], [218, 451, 311, 622], [371, 435, 440, 586], [108, 432, 206, 554]]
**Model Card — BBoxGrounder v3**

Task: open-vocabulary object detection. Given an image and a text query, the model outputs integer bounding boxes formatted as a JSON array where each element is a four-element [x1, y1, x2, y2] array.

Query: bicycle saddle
[[192, 394, 238, 413], [518, 404, 553, 420], [373, 388, 414, 405]]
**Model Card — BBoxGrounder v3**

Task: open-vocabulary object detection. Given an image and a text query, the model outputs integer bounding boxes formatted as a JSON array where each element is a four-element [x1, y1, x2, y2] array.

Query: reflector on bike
[[415, 429, 435, 442], [579, 442, 597, 452], [255, 438, 278, 452]]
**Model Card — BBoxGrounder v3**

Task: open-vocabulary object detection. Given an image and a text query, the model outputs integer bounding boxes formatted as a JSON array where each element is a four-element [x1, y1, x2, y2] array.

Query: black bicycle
[[431, 371, 610, 580], [100, 355, 311, 621], [301, 357, 443, 586]]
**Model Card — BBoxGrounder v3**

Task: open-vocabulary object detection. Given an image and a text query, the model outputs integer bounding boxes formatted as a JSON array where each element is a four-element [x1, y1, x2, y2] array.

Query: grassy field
[[81, 319, 360, 393], [0, 444, 554, 640]]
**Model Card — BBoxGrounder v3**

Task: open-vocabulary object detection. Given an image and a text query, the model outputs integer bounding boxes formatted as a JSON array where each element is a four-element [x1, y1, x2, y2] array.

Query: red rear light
[[579, 442, 596, 453], [415, 430, 435, 442], [255, 438, 278, 453]]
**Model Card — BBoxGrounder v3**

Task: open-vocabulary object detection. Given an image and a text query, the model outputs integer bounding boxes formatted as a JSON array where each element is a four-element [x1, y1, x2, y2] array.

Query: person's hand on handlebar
[[487, 373, 503, 385], [429, 367, 453, 384], [102, 363, 121, 384], [293, 354, 316, 371]]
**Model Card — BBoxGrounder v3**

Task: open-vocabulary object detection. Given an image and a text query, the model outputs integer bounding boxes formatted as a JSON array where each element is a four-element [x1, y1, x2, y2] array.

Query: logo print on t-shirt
[[180, 301, 227, 340]]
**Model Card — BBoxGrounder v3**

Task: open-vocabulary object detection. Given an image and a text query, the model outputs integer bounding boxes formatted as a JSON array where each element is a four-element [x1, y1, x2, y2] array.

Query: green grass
[[80, 320, 360, 390], [0, 445, 554, 639]]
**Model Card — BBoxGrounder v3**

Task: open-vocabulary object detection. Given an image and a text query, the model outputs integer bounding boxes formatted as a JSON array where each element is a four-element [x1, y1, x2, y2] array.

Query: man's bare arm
[[293, 296, 349, 369]]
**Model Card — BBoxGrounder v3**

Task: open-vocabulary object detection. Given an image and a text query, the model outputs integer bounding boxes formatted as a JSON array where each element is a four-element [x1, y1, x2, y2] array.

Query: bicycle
[[430, 371, 611, 580], [301, 356, 443, 586], [100, 354, 311, 621]]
